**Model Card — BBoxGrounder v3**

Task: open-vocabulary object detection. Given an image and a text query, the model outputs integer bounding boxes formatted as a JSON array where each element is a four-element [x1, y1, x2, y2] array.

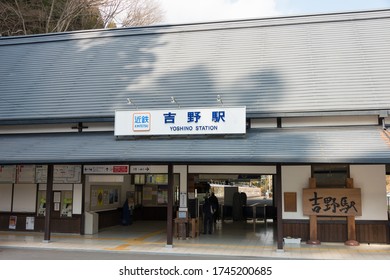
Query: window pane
[[313, 165, 348, 188]]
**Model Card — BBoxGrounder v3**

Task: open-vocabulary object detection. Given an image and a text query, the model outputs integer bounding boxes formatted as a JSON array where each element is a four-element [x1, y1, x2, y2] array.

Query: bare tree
[[121, 0, 164, 27], [99, 0, 126, 28], [0, 0, 164, 36]]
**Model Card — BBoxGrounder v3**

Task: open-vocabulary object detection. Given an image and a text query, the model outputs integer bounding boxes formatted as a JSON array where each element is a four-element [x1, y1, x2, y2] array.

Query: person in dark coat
[[202, 197, 213, 234], [209, 192, 219, 224], [122, 199, 132, 226]]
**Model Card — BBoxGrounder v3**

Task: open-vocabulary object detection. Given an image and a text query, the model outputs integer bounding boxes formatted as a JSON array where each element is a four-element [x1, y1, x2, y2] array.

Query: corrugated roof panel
[[0, 127, 389, 164], [1, 10, 390, 121]]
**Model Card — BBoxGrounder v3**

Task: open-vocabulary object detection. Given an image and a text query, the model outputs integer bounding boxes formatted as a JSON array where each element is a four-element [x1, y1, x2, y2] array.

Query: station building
[[0, 9, 390, 250]]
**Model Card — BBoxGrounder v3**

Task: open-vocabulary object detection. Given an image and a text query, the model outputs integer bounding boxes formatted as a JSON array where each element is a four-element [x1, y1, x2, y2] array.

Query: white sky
[[157, 0, 390, 24]]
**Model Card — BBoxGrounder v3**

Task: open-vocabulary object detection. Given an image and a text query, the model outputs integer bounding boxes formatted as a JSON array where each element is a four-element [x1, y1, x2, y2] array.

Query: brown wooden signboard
[[303, 188, 362, 216]]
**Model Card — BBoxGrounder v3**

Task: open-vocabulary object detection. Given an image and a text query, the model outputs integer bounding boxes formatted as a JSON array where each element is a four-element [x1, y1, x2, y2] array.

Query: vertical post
[[276, 164, 283, 250], [166, 164, 174, 247], [345, 178, 359, 246], [80, 167, 86, 235], [307, 177, 320, 245], [44, 164, 54, 242]]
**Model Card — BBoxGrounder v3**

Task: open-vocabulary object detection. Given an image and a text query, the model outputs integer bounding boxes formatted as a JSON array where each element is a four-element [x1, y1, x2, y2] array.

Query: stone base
[[306, 239, 321, 245], [345, 240, 360, 246]]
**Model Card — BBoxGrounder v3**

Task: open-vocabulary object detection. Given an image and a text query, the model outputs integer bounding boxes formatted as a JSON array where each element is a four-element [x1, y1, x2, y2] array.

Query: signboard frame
[[115, 107, 246, 137], [303, 188, 362, 217]]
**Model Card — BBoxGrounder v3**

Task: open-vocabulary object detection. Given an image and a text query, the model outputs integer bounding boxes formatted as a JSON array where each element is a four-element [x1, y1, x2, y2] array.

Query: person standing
[[209, 192, 219, 224], [202, 197, 213, 234]]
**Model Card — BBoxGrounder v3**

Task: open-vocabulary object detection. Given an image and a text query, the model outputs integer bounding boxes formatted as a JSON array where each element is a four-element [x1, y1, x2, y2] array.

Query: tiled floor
[[1, 220, 390, 259]]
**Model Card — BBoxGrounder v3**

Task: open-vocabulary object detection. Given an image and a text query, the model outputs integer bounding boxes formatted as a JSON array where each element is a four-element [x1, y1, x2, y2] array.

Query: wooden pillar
[[166, 164, 174, 247], [43, 164, 54, 242], [80, 167, 86, 235], [307, 177, 320, 245], [345, 178, 359, 246], [276, 164, 284, 250]]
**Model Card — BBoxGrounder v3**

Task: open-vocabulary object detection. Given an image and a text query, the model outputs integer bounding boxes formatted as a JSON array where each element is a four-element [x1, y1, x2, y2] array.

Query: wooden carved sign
[[303, 188, 362, 216]]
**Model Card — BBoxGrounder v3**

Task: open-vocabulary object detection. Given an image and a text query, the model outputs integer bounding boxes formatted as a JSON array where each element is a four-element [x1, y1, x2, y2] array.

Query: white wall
[[282, 115, 378, 128], [0, 184, 13, 211], [12, 184, 37, 212], [281, 165, 388, 221], [281, 166, 311, 219], [350, 165, 388, 220], [174, 165, 187, 194]]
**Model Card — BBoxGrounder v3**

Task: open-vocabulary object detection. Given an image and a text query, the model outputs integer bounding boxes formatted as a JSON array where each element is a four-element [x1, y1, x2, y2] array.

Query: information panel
[[35, 165, 82, 183]]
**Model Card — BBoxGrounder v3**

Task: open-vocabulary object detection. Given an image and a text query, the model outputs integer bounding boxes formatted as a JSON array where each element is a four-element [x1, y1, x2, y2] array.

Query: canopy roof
[[1, 127, 389, 164]]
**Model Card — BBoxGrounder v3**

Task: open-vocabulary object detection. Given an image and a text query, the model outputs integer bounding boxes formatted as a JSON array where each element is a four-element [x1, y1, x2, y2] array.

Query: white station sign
[[115, 107, 246, 136]]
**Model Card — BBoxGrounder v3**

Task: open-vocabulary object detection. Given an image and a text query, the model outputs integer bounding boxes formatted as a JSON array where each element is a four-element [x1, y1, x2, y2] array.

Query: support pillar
[[166, 164, 174, 247], [307, 177, 320, 245], [276, 164, 284, 250], [43, 164, 54, 242], [345, 178, 359, 246]]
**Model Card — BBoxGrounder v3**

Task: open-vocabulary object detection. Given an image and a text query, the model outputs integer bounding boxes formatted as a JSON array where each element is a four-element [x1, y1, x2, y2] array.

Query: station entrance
[[188, 173, 276, 239], [85, 165, 278, 247]]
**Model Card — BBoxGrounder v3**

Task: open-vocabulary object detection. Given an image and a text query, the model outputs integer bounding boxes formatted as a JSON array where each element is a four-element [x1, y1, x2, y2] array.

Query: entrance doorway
[[188, 173, 276, 241]]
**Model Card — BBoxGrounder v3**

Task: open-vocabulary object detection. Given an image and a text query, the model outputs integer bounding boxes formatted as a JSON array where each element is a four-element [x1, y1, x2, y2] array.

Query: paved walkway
[[1, 220, 389, 259]]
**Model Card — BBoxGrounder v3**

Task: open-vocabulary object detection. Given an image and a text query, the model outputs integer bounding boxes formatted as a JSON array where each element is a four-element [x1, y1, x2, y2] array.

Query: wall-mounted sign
[[54, 165, 82, 183], [83, 165, 129, 174], [130, 165, 168, 174], [35, 165, 82, 183], [303, 188, 362, 216], [114, 107, 246, 136]]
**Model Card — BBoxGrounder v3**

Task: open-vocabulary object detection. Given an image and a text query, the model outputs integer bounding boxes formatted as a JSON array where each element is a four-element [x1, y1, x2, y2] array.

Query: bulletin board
[[142, 184, 157, 206], [90, 185, 120, 211], [35, 165, 82, 183], [142, 184, 168, 206]]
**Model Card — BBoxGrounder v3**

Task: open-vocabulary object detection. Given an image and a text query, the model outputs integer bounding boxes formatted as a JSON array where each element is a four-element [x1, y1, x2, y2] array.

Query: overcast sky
[[158, 0, 390, 24]]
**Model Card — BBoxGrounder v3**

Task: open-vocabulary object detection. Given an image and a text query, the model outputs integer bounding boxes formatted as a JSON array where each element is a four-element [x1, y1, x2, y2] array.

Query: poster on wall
[[180, 192, 187, 208], [9, 216, 17, 229], [26, 217, 35, 230], [91, 190, 98, 207], [97, 189, 104, 206], [35, 165, 47, 183], [109, 189, 119, 204], [158, 190, 168, 204], [143, 186, 153, 201]]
